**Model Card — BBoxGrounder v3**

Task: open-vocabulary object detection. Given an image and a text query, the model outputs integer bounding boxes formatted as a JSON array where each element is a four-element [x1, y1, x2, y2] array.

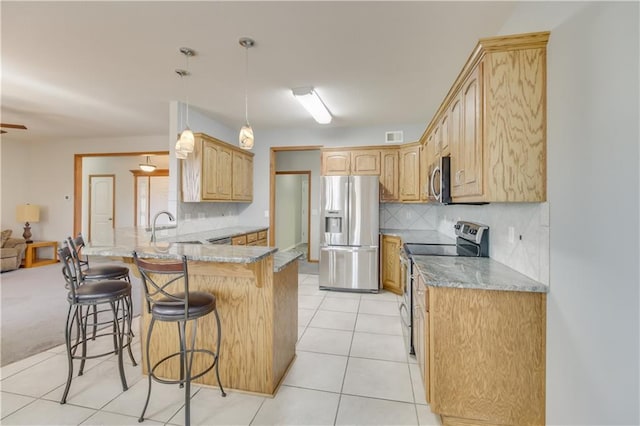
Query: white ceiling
[[1, 1, 516, 144]]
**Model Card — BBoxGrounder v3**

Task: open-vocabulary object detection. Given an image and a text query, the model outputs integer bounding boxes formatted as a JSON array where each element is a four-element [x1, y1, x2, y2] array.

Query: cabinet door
[[203, 141, 232, 200], [449, 94, 464, 198], [322, 151, 351, 175], [461, 65, 483, 197], [440, 112, 450, 156], [380, 149, 399, 202], [351, 150, 381, 175], [399, 144, 421, 201], [232, 151, 253, 201], [381, 235, 402, 295]]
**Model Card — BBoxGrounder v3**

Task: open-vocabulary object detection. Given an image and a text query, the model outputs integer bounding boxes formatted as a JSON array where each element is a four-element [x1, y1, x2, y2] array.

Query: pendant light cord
[[244, 44, 249, 125], [185, 53, 190, 128]]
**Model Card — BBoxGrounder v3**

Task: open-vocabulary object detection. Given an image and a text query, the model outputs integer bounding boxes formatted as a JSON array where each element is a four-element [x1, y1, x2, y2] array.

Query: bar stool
[[58, 245, 137, 404], [67, 235, 132, 341], [69, 233, 130, 282], [133, 252, 225, 426]]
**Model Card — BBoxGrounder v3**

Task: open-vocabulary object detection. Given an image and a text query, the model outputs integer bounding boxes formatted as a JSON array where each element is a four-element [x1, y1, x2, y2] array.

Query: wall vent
[[385, 130, 403, 144]]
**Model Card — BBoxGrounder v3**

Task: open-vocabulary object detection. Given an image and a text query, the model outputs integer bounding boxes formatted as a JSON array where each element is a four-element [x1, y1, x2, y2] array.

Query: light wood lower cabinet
[[418, 284, 546, 425], [232, 229, 268, 246], [380, 235, 402, 295]]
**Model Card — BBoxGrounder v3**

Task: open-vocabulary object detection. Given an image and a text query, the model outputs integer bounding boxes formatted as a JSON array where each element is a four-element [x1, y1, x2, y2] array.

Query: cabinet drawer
[[258, 230, 267, 240], [257, 238, 268, 246], [231, 235, 247, 245], [246, 232, 258, 243]]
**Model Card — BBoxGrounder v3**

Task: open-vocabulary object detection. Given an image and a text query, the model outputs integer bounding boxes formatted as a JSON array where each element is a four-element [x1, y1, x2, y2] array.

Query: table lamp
[[16, 204, 40, 243]]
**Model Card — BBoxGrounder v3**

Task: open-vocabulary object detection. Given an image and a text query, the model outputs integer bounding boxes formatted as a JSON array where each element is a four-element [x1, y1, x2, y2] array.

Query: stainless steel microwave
[[427, 155, 452, 204]]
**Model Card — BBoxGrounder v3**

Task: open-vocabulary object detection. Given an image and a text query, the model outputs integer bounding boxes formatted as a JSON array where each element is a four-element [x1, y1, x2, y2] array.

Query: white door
[[90, 175, 114, 245]]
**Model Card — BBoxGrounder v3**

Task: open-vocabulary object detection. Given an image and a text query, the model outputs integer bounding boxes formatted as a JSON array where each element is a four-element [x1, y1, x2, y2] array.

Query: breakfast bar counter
[[84, 237, 301, 396]]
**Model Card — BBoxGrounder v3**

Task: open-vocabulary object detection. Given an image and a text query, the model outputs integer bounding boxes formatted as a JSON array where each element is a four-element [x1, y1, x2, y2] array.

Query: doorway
[[73, 151, 169, 238], [275, 171, 310, 255], [269, 146, 321, 262]]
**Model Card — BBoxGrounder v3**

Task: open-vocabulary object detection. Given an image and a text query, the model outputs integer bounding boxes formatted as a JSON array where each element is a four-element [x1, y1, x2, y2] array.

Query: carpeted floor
[[0, 258, 142, 367]]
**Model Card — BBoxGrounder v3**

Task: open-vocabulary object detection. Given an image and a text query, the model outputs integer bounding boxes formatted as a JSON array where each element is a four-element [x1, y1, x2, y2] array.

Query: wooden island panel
[[139, 255, 298, 396]]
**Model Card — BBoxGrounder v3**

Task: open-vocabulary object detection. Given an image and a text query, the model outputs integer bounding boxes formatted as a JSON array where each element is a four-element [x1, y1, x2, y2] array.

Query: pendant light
[[176, 47, 195, 155], [139, 156, 157, 172], [175, 69, 190, 160], [239, 37, 255, 150]]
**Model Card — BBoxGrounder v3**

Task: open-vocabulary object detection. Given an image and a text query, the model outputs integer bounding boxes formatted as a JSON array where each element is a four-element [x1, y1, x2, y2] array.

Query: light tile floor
[[1, 273, 441, 425]]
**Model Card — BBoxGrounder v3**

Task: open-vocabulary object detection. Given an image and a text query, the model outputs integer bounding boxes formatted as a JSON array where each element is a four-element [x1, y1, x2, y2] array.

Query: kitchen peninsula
[[83, 226, 301, 396]]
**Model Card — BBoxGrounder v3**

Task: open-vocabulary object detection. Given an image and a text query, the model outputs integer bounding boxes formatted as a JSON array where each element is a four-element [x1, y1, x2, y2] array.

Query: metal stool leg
[[214, 309, 226, 397], [61, 305, 77, 404], [139, 318, 155, 423]]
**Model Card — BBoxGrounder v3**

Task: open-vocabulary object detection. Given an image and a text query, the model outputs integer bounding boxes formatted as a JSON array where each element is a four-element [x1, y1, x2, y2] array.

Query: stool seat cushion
[[152, 292, 215, 321], [83, 265, 129, 280], [69, 280, 131, 302]]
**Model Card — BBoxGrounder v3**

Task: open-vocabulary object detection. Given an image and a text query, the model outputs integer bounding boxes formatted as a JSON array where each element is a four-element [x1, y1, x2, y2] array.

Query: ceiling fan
[[1, 123, 28, 134]]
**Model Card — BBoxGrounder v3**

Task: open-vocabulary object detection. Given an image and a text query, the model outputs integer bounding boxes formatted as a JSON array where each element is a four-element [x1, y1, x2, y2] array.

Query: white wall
[[0, 138, 31, 239], [499, 2, 639, 424], [275, 174, 302, 251], [0, 135, 168, 244]]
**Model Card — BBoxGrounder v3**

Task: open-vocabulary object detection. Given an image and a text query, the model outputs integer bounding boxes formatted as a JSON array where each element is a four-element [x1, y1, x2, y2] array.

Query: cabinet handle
[[430, 166, 441, 201]]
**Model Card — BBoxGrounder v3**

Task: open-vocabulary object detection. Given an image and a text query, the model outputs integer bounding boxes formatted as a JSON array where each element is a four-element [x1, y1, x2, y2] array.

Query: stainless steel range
[[399, 221, 489, 354]]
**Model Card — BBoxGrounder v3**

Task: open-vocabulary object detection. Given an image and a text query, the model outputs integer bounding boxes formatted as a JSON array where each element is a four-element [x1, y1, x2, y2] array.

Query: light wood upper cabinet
[[351, 150, 381, 175], [232, 151, 253, 201], [450, 66, 483, 198], [321, 149, 380, 176], [399, 143, 421, 202], [202, 141, 232, 200], [181, 133, 254, 202], [380, 149, 399, 202], [321, 151, 351, 175], [380, 234, 402, 295], [421, 31, 549, 203]]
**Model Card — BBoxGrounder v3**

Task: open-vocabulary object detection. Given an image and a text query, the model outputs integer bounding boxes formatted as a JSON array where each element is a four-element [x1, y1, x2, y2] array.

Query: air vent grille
[[385, 130, 403, 144]]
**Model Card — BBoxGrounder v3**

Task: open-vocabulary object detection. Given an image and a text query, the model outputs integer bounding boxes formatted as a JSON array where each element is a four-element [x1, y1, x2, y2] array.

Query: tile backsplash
[[177, 202, 240, 234], [380, 202, 550, 285]]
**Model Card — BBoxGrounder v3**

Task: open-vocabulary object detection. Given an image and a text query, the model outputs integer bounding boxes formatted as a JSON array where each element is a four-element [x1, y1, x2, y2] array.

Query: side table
[[22, 241, 59, 268]]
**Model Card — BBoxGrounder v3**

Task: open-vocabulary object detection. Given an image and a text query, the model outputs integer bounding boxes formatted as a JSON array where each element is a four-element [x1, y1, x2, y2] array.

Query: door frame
[[269, 146, 322, 260], [73, 151, 168, 237], [131, 169, 170, 227], [88, 174, 115, 242], [275, 170, 311, 259]]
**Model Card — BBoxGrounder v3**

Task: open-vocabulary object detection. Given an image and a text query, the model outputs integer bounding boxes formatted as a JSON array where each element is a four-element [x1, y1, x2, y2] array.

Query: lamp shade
[[239, 125, 254, 150], [178, 128, 195, 153], [175, 140, 188, 159], [16, 204, 40, 223], [139, 156, 157, 172]]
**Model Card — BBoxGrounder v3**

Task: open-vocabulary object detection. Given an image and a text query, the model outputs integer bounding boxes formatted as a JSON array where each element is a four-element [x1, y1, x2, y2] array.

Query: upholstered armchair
[[1, 231, 27, 272]]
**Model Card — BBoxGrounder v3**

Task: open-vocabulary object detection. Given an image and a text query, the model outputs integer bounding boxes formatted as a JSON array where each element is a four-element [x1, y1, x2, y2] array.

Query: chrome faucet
[[151, 210, 176, 243]]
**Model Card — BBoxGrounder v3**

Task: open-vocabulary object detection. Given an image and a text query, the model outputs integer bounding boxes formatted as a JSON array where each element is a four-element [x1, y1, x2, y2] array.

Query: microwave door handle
[[431, 166, 441, 201]]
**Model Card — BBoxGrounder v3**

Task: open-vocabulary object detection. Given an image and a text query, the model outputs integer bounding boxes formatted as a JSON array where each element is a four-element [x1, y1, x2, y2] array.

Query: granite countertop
[[82, 226, 301, 271], [379, 228, 456, 245], [412, 255, 548, 293]]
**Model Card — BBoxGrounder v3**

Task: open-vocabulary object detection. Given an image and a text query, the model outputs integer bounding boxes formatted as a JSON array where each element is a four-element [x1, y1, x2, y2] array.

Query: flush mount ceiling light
[[292, 87, 332, 124], [239, 37, 255, 150], [139, 155, 157, 172], [176, 47, 195, 156]]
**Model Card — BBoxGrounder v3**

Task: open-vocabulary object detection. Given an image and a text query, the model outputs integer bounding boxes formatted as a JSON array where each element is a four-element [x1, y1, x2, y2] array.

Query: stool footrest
[[150, 349, 219, 385]]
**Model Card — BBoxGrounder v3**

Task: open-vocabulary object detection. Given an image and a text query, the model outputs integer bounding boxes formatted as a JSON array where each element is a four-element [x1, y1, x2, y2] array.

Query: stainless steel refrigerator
[[319, 175, 379, 292]]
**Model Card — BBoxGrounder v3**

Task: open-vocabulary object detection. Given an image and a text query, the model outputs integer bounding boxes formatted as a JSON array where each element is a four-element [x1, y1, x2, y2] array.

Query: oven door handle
[[399, 303, 411, 327]]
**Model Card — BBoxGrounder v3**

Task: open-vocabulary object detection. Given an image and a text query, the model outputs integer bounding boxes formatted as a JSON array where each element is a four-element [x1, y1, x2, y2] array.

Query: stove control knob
[[470, 229, 477, 235]]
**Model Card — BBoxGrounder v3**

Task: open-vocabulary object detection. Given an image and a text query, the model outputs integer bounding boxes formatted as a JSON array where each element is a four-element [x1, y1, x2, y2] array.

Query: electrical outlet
[[508, 226, 515, 244], [264, 210, 269, 218]]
